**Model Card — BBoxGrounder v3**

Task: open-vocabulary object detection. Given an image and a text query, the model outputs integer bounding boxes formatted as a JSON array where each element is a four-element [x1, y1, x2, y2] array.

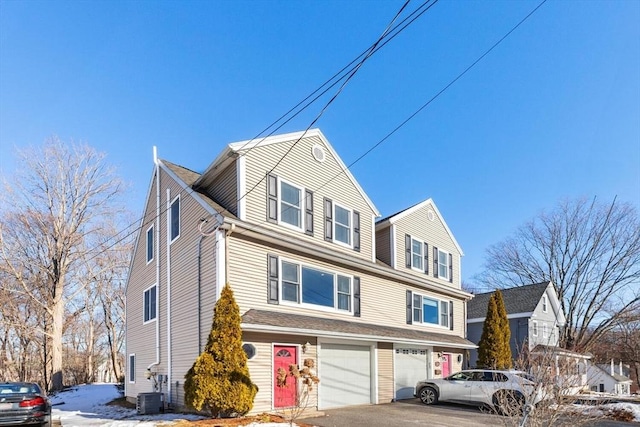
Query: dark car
[[0, 382, 51, 427]]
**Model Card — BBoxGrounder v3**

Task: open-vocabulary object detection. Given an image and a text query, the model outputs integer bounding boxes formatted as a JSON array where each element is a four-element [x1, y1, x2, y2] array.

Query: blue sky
[[1, 0, 638, 285]]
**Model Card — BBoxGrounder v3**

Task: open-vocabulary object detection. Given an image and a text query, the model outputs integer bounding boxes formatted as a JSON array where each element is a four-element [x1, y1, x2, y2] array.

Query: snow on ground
[[50, 383, 294, 427]]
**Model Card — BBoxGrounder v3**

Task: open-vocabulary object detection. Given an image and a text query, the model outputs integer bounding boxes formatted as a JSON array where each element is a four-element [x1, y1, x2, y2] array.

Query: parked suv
[[415, 370, 542, 415], [0, 382, 51, 427]]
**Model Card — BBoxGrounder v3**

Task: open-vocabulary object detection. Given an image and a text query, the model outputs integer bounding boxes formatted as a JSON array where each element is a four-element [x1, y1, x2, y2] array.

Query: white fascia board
[[236, 155, 246, 221], [242, 323, 478, 349], [228, 128, 380, 217], [467, 312, 534, 323], [158, 160, 223, 224]]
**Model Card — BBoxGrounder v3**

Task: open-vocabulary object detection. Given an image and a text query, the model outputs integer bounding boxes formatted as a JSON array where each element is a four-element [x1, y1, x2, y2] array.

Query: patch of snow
[[49, 383, 220, 426]]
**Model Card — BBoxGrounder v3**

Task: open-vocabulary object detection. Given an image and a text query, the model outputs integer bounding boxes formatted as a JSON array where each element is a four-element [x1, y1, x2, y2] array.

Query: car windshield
[[0, 384, 38, 395]]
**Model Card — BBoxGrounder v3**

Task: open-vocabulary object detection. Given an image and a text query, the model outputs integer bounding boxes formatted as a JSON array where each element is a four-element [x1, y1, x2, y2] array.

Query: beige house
[[125, 129, 475, 413]]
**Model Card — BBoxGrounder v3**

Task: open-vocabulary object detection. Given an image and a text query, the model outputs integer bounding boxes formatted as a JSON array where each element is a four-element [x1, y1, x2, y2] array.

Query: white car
[[414, 369, 543, 415]]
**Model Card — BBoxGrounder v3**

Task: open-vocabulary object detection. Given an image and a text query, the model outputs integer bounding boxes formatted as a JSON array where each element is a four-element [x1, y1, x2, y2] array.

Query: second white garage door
[[394, 348, 428, 400], [319, 343, 372, 409]]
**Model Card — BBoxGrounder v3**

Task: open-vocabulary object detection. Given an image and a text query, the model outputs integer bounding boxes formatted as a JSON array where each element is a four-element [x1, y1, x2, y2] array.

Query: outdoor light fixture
[[457, 354, 463, 363], [302, 341, 311, 353]]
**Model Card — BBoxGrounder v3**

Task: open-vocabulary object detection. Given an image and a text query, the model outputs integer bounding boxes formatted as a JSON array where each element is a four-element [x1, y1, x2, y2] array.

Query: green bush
[[477, 290, 513, 369], [184, 284, 258, 417]]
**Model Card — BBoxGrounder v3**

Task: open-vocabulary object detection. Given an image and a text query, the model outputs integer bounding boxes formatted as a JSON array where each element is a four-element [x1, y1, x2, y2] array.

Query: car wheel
[[492, 390, 524, 416], [418, 386, 438, 405]]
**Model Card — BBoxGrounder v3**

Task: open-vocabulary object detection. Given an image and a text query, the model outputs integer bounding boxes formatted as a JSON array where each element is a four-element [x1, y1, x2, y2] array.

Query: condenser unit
[[137, 392, 162, 415]]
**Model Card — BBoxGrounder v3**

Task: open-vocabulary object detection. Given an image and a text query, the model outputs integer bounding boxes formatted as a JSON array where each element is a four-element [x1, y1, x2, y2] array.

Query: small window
[[437, 249, 450, 280], [542, 323, 548, 338], [129, 354, 135, 383], [334, 204, 352, 246], [146, 225, 154, 263], [532, 320, 538, 336], [411, 238, 424, 271], [542, 295, 548, 313], [281, 261, 300, 303], [280, 180, 302, 229], [144, 285, 157, 322], [170, 196, 180, 241], [242, 343, 257, 360], [337, 275, 351, 311]]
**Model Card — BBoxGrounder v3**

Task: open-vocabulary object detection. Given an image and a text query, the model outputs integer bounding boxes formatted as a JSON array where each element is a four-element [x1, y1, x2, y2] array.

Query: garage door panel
[[320, 343, 371, 409], [395, 348, 427, 400]]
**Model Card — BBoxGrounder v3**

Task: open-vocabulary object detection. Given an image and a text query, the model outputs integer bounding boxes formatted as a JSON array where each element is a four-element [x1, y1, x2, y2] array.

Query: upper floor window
[[146, 225, 154, 263], [281, 260, 352, 312], [532, 320, 538, 336], [542, 294, 548, 312], [411, 293, 450, 328], [334, 204, 352, 246], [437, 249, 450, 280], [267, 174, 313, 235], [170, 196, 180, 241], [143, 285, 157, 323], [542, 322, 548, 339], [411, 238, 424, 271], [324, 198, 360, 251]]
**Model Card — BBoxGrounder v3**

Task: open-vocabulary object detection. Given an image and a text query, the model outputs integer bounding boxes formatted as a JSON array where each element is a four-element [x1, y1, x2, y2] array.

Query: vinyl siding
[[202, 160, 238, 216], [239, 134, 374, 262], [392, 202, 461, 288], [377, 342, 394, 403], [375, 226, 391, 266], [228, 235, 465, 337], [126, 166, 220, 404]]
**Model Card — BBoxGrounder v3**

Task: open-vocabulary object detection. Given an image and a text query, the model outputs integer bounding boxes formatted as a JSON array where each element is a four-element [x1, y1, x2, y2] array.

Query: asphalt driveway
[[300, 399, 502, 427], [300, 398, 639, 427]]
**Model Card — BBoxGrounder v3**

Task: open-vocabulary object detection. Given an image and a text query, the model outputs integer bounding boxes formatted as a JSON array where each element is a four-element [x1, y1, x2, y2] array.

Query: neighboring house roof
[[591, 364, 633, 383], [242, 309, 477, 349], [467, 281, 551, 319], [532, 344, 592, 360], [375, 198, 463, 256]]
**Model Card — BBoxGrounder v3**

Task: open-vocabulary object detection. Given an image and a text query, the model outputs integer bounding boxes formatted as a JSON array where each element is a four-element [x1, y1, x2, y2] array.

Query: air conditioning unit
[[137, 392, 162, 415]]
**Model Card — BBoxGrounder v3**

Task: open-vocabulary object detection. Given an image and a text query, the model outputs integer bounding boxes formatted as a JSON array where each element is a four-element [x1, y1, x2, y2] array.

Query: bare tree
[[475, 197, 640, 352], [0, 138, 127, 391]]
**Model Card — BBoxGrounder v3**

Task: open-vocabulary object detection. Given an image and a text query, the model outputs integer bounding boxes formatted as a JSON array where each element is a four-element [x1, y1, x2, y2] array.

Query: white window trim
[[143, 284, 157, 324], [128, 353, 135, 383], [412, 293, 450, 329], [146, 225, 154, 264], [437, 248, 450, 280], [532, 320, 538, 337], [278, 258, 353, 314], [410, 237, 425, 272], [169, 194, 181, 243], [333, 202, 353, 248], [542, 294, 548, 313], [542, 322, 548, 339], [277, 178, 305, 232]]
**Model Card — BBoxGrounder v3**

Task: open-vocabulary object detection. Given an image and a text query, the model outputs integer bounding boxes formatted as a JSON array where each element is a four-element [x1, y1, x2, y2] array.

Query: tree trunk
[[50, 298, 65, 391]]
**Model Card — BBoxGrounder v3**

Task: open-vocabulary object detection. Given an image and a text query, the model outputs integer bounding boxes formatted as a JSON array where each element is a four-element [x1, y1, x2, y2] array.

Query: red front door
[[274, 345, 297, 407], [441, 353, 451, 377]]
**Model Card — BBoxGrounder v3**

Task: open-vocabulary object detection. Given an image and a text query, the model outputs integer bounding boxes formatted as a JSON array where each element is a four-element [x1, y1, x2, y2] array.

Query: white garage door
[[319, 343, 371, 409], [394, 348, 427, 400]]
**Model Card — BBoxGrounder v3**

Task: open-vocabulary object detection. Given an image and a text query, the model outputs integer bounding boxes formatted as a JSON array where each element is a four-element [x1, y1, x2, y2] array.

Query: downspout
[[166, 188, 172, 404], [148, 147, 161, 373]]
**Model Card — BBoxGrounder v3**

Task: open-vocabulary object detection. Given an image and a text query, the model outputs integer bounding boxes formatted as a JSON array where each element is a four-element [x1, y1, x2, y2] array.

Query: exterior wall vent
[[427, 210, 435, 221], [312, 144, 326, 163]]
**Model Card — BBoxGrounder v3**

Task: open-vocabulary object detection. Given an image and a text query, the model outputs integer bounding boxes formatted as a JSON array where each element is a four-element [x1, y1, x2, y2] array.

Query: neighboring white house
[[587, 361, 633, 395]]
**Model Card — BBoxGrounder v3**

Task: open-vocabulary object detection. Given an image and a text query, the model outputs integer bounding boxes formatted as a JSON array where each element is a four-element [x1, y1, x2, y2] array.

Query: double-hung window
[[542, 295, 548, 312], [143, 285, 157, 322], [437, 249, 450, 280], [334, 204, 352, 246], [170, 196, 180, 242], [532, 320, 538, 336], [412, 293, 449, 328], [146, 225, 154, 263], [411, 238, 424, 271], [280, 260, 351, 312], [280, 180, 303, 229]]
